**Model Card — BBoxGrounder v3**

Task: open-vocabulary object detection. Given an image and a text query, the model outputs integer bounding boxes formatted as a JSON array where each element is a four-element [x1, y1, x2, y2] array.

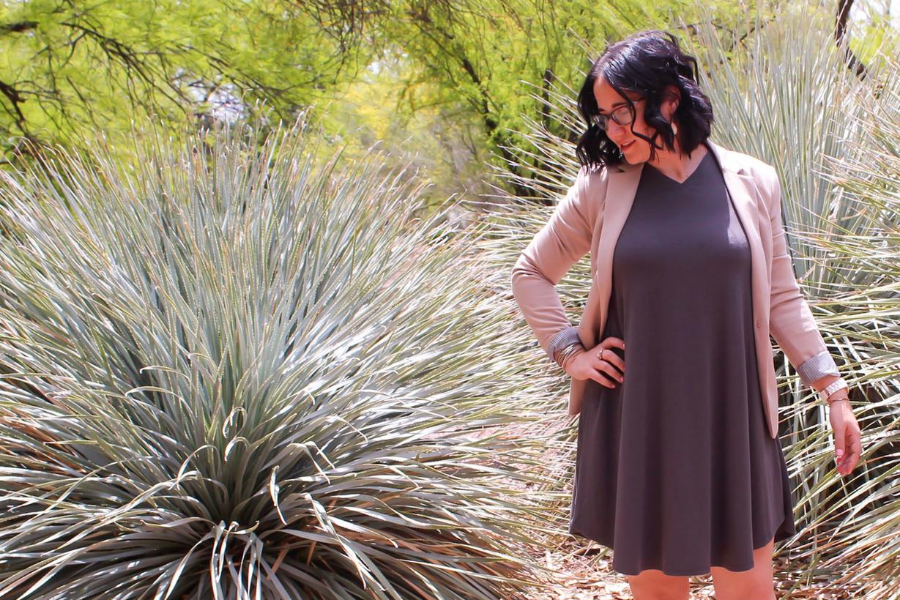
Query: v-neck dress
[[567, 148, 796, 576]]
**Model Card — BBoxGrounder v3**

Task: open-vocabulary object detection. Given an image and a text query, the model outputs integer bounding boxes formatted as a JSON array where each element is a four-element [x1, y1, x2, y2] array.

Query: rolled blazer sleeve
[[511, 166, 594, 362], [764, 166, 839, 388]]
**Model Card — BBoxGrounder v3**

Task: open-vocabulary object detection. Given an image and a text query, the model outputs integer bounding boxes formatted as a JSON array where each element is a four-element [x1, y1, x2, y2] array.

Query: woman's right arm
[[510, 166, 595, 365]]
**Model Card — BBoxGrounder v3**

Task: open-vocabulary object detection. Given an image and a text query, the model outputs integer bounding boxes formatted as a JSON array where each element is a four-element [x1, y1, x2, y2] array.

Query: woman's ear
[[663, 84, 681, 120]]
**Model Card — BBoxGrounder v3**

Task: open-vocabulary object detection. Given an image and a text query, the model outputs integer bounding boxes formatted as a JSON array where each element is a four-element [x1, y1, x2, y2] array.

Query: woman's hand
[[828, 397, 861, 477], [564, 336, 626, 388]]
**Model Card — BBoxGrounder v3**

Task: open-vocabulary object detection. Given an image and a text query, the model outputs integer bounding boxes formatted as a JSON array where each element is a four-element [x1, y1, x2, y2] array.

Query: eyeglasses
[[591, 98, 644, 131]]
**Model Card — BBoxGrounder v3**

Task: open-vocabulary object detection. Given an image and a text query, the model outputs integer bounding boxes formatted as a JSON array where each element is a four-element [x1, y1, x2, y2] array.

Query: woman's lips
[[621, 140, 635, 151]]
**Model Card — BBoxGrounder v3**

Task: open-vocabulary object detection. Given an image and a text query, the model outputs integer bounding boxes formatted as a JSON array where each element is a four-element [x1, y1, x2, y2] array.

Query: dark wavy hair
[[575, 30, 714, 170]]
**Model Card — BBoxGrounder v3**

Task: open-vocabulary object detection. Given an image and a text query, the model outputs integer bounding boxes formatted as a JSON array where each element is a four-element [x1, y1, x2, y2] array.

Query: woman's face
[[592, 75, 675, 164]]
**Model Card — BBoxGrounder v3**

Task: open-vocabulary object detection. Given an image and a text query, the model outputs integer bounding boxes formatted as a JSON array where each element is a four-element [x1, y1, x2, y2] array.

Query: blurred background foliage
[[2, 0, 894, 205]]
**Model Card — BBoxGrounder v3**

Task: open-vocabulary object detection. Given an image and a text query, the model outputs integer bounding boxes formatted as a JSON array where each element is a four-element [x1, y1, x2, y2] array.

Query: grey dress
[[568, 148, 796, 576]]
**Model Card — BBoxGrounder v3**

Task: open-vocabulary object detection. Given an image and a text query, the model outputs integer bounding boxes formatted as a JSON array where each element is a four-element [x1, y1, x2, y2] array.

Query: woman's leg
[[709, 536, 777, 600], [626, 569, 691, 600]]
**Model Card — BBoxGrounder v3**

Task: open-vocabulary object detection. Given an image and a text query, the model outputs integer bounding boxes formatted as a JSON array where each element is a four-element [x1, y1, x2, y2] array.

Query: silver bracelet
[[818, 378, 848, 405], [555, 341, 585, 370], [548, 326, 581, 362]]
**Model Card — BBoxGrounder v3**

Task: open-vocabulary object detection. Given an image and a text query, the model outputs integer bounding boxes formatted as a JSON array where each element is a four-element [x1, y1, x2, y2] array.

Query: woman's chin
[[619, 143, 638, 160], [621, 148, 646, 163]]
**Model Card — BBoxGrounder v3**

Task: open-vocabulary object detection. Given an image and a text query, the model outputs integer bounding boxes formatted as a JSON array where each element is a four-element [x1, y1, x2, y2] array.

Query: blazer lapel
[[709, 141, 778, 437], [708, 142, 770, 336], [592, 160, 642, 346]]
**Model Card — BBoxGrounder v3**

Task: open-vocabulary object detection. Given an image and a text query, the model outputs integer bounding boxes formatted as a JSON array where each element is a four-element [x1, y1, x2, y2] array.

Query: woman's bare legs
[[622, 535, 777, 600], [626, 569, 691, 600], [709, 536, 778, 600]]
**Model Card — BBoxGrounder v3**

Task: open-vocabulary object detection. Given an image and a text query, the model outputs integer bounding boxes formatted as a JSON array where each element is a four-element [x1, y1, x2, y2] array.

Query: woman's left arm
[[764, 165, 861, 477]]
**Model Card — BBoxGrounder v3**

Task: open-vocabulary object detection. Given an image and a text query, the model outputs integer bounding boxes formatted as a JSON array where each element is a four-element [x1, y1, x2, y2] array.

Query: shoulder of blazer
[[574, 163, 611, 226], [728, 148, 776, 179], [712, 142, 780, 214], [574, 143, 781, 218]]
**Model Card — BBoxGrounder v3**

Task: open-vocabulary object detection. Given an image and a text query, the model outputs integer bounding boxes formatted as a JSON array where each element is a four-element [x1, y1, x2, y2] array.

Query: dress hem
[[568, 510, 795, 577]]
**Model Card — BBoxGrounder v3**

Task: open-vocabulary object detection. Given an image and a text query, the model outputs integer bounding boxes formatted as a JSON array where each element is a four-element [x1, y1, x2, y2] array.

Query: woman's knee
[[626, 569, 691, 600], [710, 537, 777, 600]]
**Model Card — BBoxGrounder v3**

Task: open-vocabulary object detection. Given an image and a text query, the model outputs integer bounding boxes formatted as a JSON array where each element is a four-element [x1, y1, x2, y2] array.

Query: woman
[[510, 30, 862, 599]]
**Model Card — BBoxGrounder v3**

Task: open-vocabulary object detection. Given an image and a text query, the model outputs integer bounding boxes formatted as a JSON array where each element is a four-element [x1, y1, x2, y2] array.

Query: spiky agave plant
[[796, 55, 900, 599], [0, 117, 557, 599]]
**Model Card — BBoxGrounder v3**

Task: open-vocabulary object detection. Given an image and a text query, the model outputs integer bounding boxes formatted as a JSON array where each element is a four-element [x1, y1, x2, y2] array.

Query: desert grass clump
[[0, 117, 555, 599]]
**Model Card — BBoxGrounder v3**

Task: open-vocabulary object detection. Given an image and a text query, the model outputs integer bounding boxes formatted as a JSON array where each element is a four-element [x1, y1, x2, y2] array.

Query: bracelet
[[818, 378, 848, 405], [555, 342, 585, 370], [557, 343, 583, 369]]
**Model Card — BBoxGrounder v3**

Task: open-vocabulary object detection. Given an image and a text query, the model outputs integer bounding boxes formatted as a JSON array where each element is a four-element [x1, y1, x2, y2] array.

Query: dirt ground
[[515, 531, 852, 600], [513, 508, 722, 600]]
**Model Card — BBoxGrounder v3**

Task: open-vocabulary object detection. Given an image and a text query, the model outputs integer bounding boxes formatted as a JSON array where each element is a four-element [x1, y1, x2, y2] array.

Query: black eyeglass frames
[[591, 98, 644, 131]]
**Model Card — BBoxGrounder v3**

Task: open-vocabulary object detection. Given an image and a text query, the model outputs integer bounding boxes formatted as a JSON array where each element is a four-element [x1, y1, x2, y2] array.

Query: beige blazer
[[511, 140, 838, 439]]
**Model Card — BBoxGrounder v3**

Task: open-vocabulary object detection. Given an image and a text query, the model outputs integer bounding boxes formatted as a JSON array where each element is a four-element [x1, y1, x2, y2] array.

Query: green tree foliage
[[373, 0, 677, 191], [0, 0, 732, 179], [0, 0, 379, 162], [5, 0, 887, 197]]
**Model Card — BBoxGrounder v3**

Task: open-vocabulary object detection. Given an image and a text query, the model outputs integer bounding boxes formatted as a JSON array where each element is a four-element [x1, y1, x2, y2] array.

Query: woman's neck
[[647, 142, 709, 183]]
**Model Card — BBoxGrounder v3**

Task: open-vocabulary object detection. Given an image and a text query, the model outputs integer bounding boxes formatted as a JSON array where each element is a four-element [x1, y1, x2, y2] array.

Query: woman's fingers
[[850, 429, 862, 468], [587, 336, 626, 387], [595, 358, 624, 388], [597, 337, 626, 374], [597, 360, 624, 383], [592, 369, 619, 388], [598, 349, 625, 375], [831, 406, 862, 477], [839, 426, 862, 476], [603, 336, 627, 353]]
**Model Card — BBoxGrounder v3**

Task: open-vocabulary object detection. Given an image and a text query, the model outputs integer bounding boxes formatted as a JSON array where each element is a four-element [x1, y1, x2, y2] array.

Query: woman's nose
[[605, 120, 627, 139]]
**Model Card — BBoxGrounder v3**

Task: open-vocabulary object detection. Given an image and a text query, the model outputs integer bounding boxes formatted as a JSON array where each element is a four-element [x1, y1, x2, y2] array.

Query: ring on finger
[[597, 348, 605, 360]]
